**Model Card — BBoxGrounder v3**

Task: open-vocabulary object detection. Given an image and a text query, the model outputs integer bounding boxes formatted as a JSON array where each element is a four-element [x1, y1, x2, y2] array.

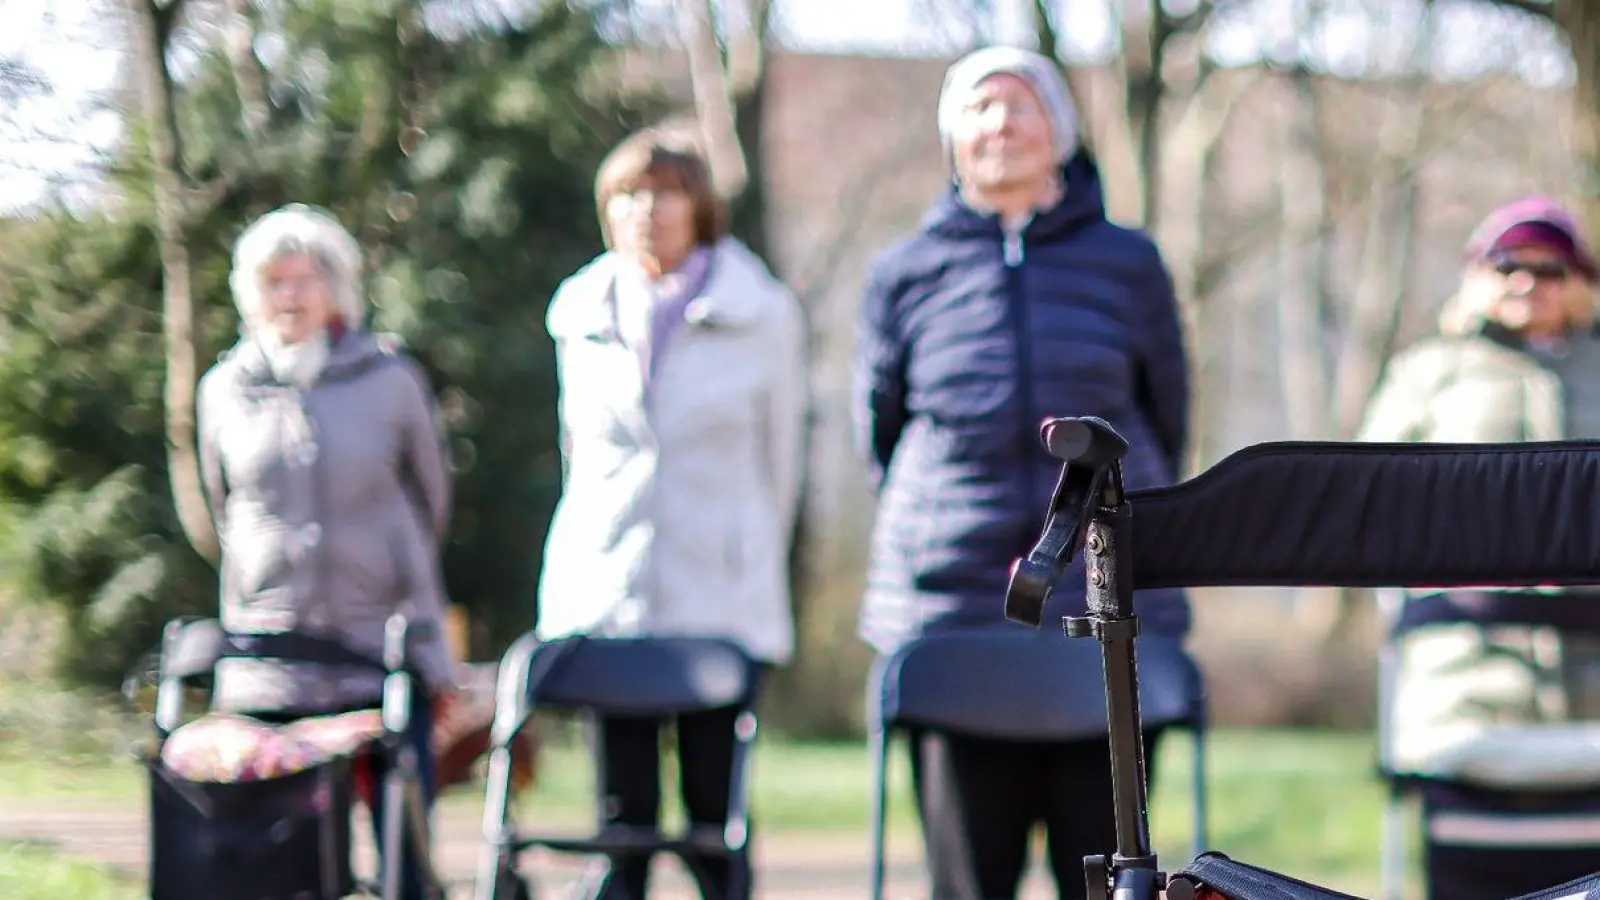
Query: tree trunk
[[1332, 109, 1424, 437], [1154, 66, 1258, 473], [1556, 1, 1600, 237], [726, 0, 772, 259], [127, 0, 219, 565], [1031, 0, 1059, 64], [1074, 37, 1148, 225], [1135, 7, 1172, 226], [678, 0, 748, 200], [1276, 72, 1330, 440]]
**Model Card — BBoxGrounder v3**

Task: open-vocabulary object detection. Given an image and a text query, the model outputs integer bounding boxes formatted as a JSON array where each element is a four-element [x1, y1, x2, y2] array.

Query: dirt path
[[0, 800, 1063, 898]]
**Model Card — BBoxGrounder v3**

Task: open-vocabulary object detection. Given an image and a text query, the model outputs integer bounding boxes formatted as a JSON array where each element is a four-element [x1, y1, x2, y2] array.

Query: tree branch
[[223, 0, 271, 140], [727, 0, 771, 93]]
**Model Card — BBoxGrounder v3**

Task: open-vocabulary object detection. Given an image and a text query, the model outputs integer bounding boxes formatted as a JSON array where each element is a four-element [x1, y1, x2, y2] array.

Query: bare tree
[[1275, 70, 1331, 440], [126, 0, 219, 565], [221, 0, 271, 140], [1331, 89, 1429, 434], [915, 0, 993, 51], [1257, 0, 1437, 444], [659, 0, 777, 257], [1033, 1, 1262, 470], [1475, 2, 1600, 235], [677, 0, 748, 198], [1554, 3, 1600, 235], [1150, 49, 1260, 470]]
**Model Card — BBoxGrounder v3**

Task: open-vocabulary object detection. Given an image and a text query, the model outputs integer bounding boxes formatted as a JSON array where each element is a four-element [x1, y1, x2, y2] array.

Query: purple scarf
[[636, 245, 715, 384]]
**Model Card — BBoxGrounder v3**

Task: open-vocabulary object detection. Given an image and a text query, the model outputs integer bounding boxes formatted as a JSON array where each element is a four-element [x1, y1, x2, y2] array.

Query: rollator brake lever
[[1005, 417, 1130, 628]]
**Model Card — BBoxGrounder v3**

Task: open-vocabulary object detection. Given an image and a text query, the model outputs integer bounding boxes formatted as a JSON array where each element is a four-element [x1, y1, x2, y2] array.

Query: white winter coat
[[535, 238, 807, 664]]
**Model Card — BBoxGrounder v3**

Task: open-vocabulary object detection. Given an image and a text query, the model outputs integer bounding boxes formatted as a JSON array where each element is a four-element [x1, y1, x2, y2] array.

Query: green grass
[[0, 754, 142, 802], [0, 843, 141, 900], [0, 727, 1416, 896], [0, 676, 1418, 895]]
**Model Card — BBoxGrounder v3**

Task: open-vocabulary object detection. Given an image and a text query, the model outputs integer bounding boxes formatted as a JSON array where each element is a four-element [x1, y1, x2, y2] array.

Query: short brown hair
[[594, 129, 726, 250]]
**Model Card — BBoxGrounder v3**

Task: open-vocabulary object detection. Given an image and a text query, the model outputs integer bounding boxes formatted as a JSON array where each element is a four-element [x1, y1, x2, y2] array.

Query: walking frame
[[1003, 416, 1600, 900]]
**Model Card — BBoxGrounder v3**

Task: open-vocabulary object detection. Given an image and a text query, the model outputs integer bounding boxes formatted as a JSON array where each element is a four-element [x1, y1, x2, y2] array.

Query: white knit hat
[[937, 46, 1080, 164]]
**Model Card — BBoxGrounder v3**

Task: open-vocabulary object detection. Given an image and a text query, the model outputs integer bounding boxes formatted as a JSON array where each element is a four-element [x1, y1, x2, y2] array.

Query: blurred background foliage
[[0, 0, 660, 688]]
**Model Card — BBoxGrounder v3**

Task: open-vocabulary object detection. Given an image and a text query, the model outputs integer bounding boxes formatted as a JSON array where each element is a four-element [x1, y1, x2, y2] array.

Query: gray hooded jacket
[[198, 330, 457, 713]]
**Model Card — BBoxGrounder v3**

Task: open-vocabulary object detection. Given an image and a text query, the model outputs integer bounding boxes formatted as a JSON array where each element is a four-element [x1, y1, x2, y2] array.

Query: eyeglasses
[[1494, 258, 1571, 282]]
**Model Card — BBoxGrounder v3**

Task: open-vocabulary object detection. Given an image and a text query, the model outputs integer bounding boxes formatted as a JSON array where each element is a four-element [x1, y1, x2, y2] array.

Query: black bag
[[148, 757, 356, 900]]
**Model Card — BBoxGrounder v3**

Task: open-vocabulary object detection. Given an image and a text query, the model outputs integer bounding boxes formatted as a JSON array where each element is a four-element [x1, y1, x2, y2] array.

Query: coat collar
[[229, 329, 398, 388], [547, 238, 775, 343], [921, 148, 1109, 245]]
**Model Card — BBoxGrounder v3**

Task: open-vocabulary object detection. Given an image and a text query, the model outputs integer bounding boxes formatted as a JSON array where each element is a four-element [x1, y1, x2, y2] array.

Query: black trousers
[[908, 726, 1165, 900], [591, 703, 753, 900]]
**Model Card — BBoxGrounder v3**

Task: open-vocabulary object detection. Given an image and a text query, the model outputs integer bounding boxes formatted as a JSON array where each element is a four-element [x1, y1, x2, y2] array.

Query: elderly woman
[[198, 203, 457, 900], [537, 130, 806, 900], [854, 46, 1190, 900], [1360, 196, 1600, 900]]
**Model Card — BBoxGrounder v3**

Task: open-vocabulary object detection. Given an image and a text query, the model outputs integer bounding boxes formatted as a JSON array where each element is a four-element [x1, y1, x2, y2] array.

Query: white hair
[[229, 203, 366, 332], [937, 45, 1081, 166]]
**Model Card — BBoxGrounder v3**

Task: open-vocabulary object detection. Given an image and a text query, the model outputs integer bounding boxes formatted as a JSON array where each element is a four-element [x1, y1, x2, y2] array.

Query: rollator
[[133, 613, 445, 900], [1373, 583, 1600, 900], [999, 415, 1600, 900], [474, 634, 761, 900], [865, 625, 1208, 900]]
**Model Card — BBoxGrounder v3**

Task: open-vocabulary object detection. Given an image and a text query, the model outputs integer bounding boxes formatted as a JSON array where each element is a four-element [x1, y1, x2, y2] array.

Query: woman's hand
[[1459, 265, 1537, 329]]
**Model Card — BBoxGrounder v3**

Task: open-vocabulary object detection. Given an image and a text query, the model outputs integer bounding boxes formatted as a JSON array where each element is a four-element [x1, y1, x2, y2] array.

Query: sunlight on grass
[[0, 843, 141, 900], [0, 754, 142, 802], [502, 727, 1415, 894], [0, 707, 1418, 896]]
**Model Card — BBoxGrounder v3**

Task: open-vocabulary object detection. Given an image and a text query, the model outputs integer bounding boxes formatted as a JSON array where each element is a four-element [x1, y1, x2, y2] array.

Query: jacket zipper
[[1003, 222, 1037, 505], [294, 385, 336, 710], [299, 389, 332, 635], [1003, 226, 1025, 267]]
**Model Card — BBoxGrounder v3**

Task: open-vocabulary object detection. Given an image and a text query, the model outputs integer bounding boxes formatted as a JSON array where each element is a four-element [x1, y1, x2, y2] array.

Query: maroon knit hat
[[1464, 195, 1599, 283]]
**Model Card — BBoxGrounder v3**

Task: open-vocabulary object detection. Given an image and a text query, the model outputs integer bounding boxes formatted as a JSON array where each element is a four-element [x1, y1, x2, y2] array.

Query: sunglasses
[[1493, 258, 1571, 282]]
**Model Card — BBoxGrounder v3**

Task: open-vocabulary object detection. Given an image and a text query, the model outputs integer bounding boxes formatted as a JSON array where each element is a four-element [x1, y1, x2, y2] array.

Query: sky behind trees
[[0, 0, 1570, 213]]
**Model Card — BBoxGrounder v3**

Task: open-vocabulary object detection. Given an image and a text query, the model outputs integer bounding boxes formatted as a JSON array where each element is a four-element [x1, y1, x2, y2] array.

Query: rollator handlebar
[[1042, 415, 1131, 469], [1005, 416, 1129, 629], [1005, 415, 1161, 900]]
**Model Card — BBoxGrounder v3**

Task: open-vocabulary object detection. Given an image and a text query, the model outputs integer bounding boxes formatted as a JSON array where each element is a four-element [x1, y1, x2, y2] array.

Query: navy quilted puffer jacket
[[853, 151, 1192, 654]]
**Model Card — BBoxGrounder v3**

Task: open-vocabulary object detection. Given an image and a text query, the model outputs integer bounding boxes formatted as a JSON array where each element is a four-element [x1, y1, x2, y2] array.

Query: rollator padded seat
[[514, 636, 753, 717], [477, 635, 763, 900], [160, 710, 386, 783]]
